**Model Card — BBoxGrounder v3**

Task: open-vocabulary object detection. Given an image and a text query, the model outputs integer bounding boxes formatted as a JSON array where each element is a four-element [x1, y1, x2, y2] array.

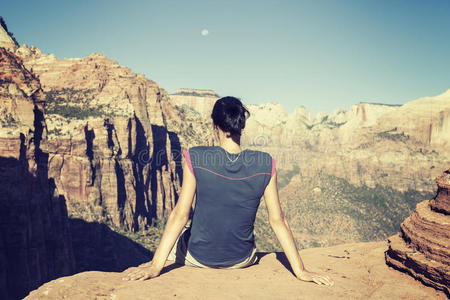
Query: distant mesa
[[358, 101, 402, 107], [169, 89, 220, 119], [171, 88, 220, 98], [385, 168, 450, 296]]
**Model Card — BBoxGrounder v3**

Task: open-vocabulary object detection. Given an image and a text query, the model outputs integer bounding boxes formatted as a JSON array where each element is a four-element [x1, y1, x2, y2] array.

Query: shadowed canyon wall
[[0, 47, 75, 300]]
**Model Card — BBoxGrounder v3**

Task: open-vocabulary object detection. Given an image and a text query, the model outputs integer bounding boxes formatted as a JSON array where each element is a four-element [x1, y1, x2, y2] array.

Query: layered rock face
[[0, 47, 75, 300], [243, 97, 448, 192], [12, 46, 213, 231], [377, 90, 450, 147], [385, 169, 450, 296]]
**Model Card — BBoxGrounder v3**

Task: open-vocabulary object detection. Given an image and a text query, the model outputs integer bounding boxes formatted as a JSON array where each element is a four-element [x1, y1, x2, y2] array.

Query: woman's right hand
[[296, 269, 334, 286], [121, 261, 162, 281]]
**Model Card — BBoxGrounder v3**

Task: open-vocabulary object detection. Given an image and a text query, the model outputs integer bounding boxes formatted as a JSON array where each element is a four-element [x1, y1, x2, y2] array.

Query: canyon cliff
[[0, 47, 75, 300], [0, 34, 165, 300]]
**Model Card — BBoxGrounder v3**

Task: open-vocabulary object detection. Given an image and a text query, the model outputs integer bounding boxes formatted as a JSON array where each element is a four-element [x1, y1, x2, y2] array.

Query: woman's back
[[184, 145, 275, 266], [122, 96, 333, 286]]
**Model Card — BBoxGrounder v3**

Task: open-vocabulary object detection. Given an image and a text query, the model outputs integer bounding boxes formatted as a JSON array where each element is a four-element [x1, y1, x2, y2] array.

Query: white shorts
[[166, 226, 258, 269]]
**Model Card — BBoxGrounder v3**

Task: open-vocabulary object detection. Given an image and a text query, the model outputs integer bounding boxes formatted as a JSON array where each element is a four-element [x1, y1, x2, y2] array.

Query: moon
[[201, 29, 209, 36]]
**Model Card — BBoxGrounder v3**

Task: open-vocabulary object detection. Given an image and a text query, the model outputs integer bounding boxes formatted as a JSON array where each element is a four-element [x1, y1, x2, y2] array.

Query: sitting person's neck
[[218, 132, 242, 154]]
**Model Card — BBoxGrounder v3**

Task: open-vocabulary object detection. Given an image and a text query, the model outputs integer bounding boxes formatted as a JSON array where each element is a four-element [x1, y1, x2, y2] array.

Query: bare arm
[[263, 170, 334, 286], [122, 158, 196, 280]]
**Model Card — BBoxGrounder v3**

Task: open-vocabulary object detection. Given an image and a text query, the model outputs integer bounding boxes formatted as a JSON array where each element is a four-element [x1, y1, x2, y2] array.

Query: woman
[[122, 97, 333, 286]]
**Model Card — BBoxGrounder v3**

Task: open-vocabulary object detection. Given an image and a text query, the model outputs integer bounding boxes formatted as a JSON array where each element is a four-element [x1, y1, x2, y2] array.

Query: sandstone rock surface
[[385, 169, 450, 296], [25, 241, 447, 300]]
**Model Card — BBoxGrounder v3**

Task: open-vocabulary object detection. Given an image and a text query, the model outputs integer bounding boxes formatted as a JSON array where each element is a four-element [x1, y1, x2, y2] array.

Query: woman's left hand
[[121, 261, 162, 281]]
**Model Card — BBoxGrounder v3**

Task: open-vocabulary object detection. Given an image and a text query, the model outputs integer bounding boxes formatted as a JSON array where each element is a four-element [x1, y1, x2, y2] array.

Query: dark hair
[[211, 96, 250, 136]]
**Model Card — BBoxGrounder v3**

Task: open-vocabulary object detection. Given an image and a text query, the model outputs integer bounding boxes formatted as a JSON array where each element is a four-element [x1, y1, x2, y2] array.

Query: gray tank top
[[183, 145, 275, 266]]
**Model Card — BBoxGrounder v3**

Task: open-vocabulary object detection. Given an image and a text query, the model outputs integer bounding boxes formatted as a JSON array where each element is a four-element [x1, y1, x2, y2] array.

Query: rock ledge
[[25, 242, 446, 300]]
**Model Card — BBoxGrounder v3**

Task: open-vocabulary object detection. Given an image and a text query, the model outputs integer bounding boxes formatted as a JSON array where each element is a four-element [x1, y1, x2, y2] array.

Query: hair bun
[[211, 96, 250, 136]]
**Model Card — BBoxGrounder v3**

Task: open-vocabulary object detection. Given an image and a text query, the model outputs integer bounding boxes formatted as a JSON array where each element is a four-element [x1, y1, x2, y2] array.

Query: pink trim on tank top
[[193, 166, 270, 181], [271, 158, 276, 177], [183, 150, 194, 175]]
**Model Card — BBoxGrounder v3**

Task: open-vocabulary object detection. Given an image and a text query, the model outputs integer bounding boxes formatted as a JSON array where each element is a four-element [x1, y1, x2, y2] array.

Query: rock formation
[[385, 169, 450, 296], [0, 47, 75, 300]]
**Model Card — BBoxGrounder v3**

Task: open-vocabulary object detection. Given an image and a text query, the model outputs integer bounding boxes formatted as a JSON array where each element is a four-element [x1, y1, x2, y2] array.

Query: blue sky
[[3, 0, 450, 114]]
